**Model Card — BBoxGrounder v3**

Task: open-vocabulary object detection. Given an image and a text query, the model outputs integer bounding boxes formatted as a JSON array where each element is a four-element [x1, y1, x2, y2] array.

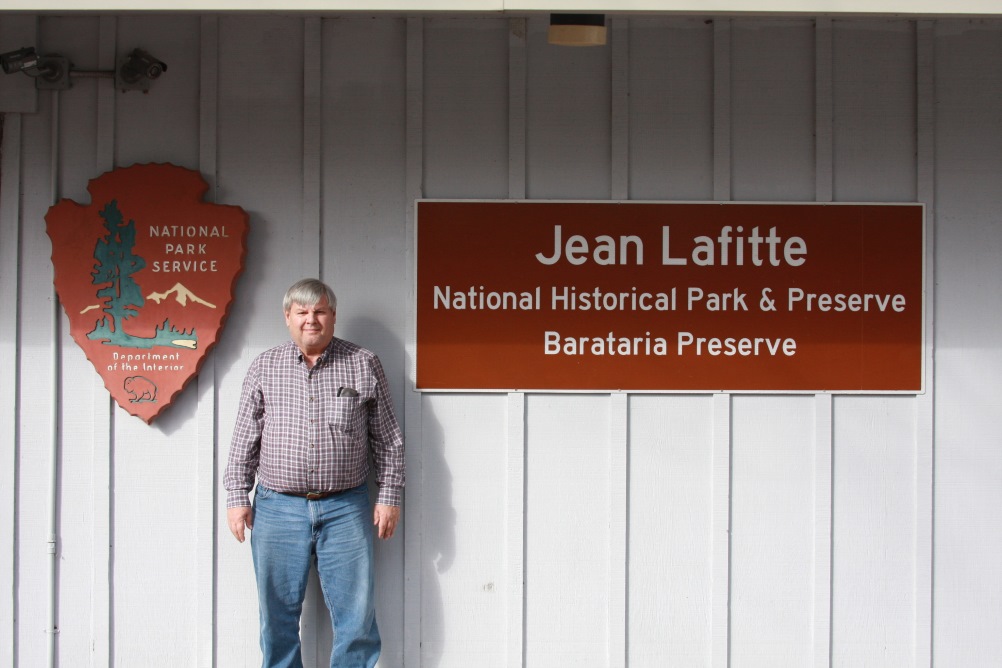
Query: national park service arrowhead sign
[[46, 163, 249, 423]]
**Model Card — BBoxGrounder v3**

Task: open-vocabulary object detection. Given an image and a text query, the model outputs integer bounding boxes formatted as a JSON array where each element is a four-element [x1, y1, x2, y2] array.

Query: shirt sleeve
[[367, 354, 405, 507], [223, 360, 265, 508]]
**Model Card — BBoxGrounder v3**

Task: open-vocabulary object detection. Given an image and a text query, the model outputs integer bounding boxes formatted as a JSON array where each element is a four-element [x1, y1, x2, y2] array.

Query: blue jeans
[[251, 484, 380, 668]]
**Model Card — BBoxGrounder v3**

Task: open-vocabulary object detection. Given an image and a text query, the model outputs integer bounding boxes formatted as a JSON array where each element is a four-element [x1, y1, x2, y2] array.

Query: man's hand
[[227, 506, 254, 543], [373, 504, 400, 540]]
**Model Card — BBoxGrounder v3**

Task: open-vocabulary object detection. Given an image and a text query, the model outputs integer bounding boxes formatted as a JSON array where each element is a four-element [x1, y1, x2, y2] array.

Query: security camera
[[119, 48, 167, 85], [1, 46, 39, 74], [2, 46, 70, 89]]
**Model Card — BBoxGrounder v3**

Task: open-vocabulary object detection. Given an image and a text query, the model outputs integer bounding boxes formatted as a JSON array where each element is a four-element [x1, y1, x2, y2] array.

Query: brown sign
[[46, 163, 249, 423], [416, 200, 925, 393]]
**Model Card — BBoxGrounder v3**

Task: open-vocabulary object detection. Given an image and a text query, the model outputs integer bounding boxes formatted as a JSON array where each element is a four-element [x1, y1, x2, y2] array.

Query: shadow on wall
[[417, 402, 455, 668], [299, 315, 456, 667]]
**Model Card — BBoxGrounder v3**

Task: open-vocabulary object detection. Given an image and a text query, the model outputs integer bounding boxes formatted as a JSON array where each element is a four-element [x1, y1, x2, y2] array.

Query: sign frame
[[414, 199, 927, 395]]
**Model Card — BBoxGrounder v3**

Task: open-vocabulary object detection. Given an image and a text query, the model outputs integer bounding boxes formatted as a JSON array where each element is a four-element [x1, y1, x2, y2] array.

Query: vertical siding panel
[[525, 395, 611, 665], [404, 16, 424, 668], [94, 17, 115, 174], [711, 393, 732, 668], [812, 394, 833, 668], [197, 15, 220, 668], [214, 15, 307, 668], [322, 15, 409, 405], [40, 18, 103, 663], [815, 18, 834, 204], [418, 395, 508, 666], [0, 111, 23, 668], [610, 19, 629, 202], [424, 17, 509, 199], [16, 70, 57, 668], [526, 15, 610, 199], [36, 17, 108, 666], [0, 13, 30, 659], [91, 17, 115, 668], [421, 17, 511, 666], [711, 18, 733, 668], [727, 20, 818, 663], [813, 19, 834, 668], [300, 18, 330, 663], [731, 19, 816, 201], [713, 19, 732, 203], [325, 15, 411, 663], [932, 19, 1002, 668], [628, 18, 714, 200], [115, 15, 201, 166], [730, 396, 815, 666], [608, 393, 628, 668], [505, 393, 525, 668], [0, 15, 38, 113], [303, 17, 322, 274], [832, 20, 917, 202], [47, 89, 60, 668], [507, 19, 527, 668], [914, 20, 935, 668], [830, 20, 920, 668], [508, 18, 527, 201], [630, 397, 714, 665], [48, 15, 109, 664], [109, 14, 206, 666], [832, 397, 917, 666], [609, 17, 630, 668]]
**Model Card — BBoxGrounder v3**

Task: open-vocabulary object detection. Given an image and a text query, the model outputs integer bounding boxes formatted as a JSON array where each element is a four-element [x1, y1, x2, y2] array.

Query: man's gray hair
[[283, 278, 337, 312]]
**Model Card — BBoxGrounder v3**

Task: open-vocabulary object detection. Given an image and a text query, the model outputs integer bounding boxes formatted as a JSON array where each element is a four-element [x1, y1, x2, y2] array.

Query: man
[[224, 278, 405, 668]]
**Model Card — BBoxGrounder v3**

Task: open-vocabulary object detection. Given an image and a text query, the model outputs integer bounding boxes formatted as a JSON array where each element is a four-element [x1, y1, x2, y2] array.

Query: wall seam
[[813, 16, 835, 668], [505, 392, 526, 668], [0, 111, 24, 668], [91, 16, 116, 668], [304, 17, 323, 278], [197, 14, 220, 668], [506, 16, 527, 668], [711, 18, 733, 668], [508, 17, 527, 201], [299, 19, 326, 662], [403, 16, 425, 668], [609, 392, 629, 668], [610, 17, 630, 668], [914, 18, 936, 668]]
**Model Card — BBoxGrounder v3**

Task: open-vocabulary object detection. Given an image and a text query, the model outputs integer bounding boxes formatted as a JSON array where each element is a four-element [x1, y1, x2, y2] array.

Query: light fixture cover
[[548, 13, 607, 47]]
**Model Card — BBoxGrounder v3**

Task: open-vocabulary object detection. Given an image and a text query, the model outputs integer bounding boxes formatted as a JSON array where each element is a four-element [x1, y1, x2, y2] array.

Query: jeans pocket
[[254, 484, 274, 501]]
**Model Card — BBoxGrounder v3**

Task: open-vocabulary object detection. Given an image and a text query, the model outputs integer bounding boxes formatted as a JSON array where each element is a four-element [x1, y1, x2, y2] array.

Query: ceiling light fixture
[[548, 14, 607, 47]]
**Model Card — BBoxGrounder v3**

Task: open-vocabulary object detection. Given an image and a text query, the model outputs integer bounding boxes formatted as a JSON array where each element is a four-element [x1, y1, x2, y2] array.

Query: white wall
[[1, 12, 1000, 668]]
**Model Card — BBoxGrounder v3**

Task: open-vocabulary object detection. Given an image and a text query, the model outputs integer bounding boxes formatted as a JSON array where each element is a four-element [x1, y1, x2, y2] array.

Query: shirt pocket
[[328, 396, 365, 437]]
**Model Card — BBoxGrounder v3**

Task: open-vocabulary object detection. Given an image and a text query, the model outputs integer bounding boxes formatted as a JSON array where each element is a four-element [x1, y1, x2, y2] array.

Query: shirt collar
[[291, 337, 339, 365]]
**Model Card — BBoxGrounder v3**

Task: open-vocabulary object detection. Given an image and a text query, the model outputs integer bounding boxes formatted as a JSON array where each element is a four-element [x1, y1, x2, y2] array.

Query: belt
[[282, 490, 338, 500]]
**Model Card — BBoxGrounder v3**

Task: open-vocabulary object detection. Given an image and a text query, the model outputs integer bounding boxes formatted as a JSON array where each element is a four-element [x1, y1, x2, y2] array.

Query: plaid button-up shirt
[[224, 337, 405, 508]]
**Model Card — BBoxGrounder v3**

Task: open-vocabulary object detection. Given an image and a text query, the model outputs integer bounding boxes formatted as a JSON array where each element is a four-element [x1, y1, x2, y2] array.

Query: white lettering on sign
[[676, 332, 798, 356], [787, 288, 906, 312], [687, 287, 749, 311], [535, 225, 807, 267], [150, 260, 218, 272], [535, 225, 644, 266], [149, 225, 229, 238], [663, 225, 807, 267], [544, 331, 670, 356], [433, 285, 540, 310]]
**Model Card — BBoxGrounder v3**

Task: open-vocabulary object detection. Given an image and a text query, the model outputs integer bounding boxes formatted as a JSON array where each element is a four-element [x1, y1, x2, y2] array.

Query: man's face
[[285, 297, 336, 356]]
